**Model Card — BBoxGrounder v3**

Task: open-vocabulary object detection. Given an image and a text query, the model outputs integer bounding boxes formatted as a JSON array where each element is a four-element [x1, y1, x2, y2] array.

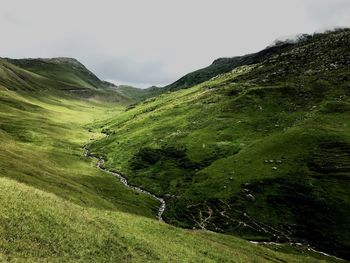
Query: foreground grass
[[0, 176, 340, 262]]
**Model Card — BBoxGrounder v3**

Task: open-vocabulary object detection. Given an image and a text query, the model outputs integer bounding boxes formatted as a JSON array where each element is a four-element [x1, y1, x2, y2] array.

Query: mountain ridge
[[164, 28, 349, 91]]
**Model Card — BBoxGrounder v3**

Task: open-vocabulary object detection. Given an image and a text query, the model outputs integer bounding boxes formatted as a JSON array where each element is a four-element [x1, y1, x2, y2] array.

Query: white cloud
[[0, 0, 349, 87]]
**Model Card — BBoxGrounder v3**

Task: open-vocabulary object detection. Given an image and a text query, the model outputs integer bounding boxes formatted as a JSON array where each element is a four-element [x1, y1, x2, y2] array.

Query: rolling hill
[[88, 28, 350, 260], [5, 57, 105, 89]]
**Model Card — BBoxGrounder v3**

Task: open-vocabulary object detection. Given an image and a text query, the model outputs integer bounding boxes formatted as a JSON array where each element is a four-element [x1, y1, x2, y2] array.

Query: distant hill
[[0, 57, 133, 104], [114, 85, 164, 101], [5, 57, 108, 90]]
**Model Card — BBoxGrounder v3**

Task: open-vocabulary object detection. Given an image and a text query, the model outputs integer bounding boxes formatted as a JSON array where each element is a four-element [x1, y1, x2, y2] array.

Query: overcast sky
[[0, 0, 349, 88]]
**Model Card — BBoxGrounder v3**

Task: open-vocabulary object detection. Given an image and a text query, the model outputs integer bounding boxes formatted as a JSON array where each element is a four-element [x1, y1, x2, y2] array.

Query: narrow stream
[[83, 146, 166, 221]]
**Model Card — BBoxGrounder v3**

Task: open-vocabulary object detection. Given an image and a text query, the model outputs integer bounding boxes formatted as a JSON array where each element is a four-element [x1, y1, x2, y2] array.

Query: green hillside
[[6, 57, 107, 90], [163, 43, 292, 91], [88, 29, 350, 260], [0, 58, 335, 262], [163, 32, 341, 91]]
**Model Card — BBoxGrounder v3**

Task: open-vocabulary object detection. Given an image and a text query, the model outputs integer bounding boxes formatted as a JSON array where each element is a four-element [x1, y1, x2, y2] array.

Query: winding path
[[83, 146, 166, 221]]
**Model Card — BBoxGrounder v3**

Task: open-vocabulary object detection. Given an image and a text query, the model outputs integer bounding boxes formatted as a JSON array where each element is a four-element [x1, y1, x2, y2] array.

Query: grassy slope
[[89, 29, 350, 259], [2, 176, 335, 263], [0, 61, 333, 262], [6, 57, 105, 90]]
